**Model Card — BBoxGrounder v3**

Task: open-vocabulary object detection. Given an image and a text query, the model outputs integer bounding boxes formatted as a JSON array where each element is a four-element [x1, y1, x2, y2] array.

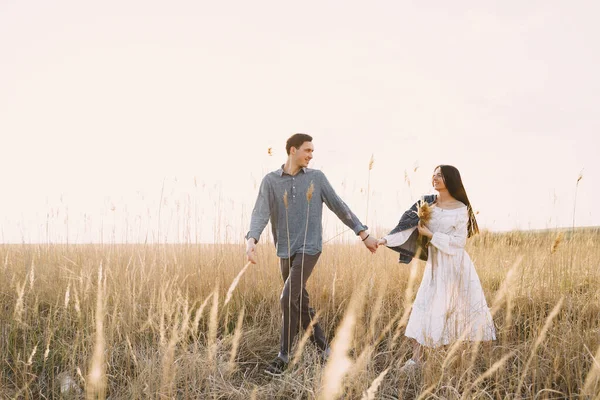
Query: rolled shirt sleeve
[[319, 171, 367, 235], [429, 209, 468, 255]]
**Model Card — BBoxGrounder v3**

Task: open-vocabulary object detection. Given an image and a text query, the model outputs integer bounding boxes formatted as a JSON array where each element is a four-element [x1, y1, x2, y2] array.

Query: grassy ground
[[1, 228, 599, 399]]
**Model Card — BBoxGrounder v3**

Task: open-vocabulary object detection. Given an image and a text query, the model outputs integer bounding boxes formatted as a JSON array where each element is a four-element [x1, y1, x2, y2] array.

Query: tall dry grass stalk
[[284, 189, 292, 357], [86, 262, 107, 400], [224, 261, 252, 306], [391, 259, 420, 346], [319, 281, 368, 400], [550, 231, 564, 254], [360, 367, 389, 400], [368, 277, 387, 342], [161, 301, 183, 396], [583, 344, 600, 397], [298, 181, 315, 353], [207, 284, 220, 366], [365, 155, 374, 226], [13, 279, 26, 325], [569, 172, 583, 272], [490, 256, 522, 318], [192, 292, 213, 338], [290, 310, 321, 368], [516, 296, 564, 395], [467, 350, 517, 393], [228, 306, 245, 371]]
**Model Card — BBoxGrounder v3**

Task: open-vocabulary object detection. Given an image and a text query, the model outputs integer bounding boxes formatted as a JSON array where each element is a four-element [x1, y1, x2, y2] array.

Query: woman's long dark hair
[[436, 165, 479, 237]]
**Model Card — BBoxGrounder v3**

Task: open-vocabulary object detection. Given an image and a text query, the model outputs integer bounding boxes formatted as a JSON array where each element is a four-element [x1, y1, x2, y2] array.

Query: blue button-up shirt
[[246, 166, 368, 258]]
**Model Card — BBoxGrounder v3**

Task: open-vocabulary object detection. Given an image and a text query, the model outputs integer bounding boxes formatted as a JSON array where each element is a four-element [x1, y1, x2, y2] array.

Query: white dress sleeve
[[383, 226, 417, 247], [429, 209, 468, 255]]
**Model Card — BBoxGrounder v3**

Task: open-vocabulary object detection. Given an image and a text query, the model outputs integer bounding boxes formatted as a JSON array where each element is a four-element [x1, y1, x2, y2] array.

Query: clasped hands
[[246, 225, 434, 263], [374, 222, 434, 250]]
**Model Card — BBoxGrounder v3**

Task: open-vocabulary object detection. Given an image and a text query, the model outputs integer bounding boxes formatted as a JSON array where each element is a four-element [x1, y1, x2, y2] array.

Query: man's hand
[[246, 238, 258, 264], [362, 235, 378, 254], [377, 238, 387, 247]]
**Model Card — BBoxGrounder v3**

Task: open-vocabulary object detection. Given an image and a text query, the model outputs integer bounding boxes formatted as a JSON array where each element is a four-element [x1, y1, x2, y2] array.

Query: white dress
[[384, 205, 496, 348]]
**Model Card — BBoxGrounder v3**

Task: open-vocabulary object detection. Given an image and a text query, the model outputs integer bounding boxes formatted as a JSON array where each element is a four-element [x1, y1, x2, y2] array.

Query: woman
[[378, 165, 496, 370]]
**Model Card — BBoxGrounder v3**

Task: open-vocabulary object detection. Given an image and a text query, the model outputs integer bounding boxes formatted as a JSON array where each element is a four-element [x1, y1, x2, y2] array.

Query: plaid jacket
[[386, 194, 437, 264]]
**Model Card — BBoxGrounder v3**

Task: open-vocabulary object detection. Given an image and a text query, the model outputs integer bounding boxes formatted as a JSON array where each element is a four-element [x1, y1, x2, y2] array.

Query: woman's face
[[432, 167, 446, 191]]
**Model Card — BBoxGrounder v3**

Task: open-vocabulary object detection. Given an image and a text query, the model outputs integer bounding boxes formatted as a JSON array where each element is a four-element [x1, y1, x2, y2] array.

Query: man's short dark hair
[[286, 133, 313, 155]]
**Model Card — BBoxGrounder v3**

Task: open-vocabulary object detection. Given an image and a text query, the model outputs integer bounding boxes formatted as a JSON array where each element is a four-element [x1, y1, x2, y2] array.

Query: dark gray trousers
[[279, 252, 328, 359]]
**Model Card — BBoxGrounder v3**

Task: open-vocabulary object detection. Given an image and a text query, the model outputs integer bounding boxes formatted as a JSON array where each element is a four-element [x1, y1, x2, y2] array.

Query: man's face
[[291, 141, 314, 168]]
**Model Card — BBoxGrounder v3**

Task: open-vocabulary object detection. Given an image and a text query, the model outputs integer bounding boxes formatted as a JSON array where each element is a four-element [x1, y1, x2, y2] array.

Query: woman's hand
[[377, 238, 387, 247], [417, 222, 433, 239]]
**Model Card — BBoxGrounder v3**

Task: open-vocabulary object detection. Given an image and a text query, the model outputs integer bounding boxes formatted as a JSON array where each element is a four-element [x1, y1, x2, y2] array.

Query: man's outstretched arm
[[245, 176, 272, 263], [319, 172, 378, 253]]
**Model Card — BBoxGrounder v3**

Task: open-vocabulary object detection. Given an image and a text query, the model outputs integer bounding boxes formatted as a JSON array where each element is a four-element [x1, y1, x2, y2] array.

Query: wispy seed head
[[307, 181, 314, 202], [368, 155, 374, 171], [417, 200, 433, 225], [551, 232, 564, 254]]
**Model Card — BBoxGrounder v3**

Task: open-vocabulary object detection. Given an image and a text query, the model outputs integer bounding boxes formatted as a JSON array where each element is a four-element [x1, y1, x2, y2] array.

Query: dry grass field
[[1, 229, 599, 399]]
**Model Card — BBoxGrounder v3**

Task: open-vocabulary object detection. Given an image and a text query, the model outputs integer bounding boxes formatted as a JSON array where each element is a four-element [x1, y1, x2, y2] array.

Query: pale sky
[[1, 1, 598, 243]]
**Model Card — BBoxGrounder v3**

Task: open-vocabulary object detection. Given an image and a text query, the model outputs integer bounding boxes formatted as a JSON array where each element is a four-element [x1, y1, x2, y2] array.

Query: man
[[245, 133, 378, 376]]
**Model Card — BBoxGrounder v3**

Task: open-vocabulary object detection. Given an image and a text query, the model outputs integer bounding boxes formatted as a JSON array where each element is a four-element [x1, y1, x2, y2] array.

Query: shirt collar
[[278, 164, 307, 177]]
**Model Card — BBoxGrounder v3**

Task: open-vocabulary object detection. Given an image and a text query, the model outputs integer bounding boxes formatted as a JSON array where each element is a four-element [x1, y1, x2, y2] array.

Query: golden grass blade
[[290, 310, 322, 368], [550, 232, 564, 254], [361, 368, 389, 400], [319, 282, 368, 400], [208, 284, 220, 365], [13, 279, 26, 325], [161, 303, 182, 396], [469, 350, 517, 390], [192, 292, 214, 336], [347, 345, 374, 384], [228, 306, 245, 371], [490, 256, 522, 318], [368, 278, 387, 342], [391, 259, 419, 346], [86, 262, 106, 400], [582, 344, 600, 396], [516, 296, 564, 395], [224, 262, 252, 306]]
